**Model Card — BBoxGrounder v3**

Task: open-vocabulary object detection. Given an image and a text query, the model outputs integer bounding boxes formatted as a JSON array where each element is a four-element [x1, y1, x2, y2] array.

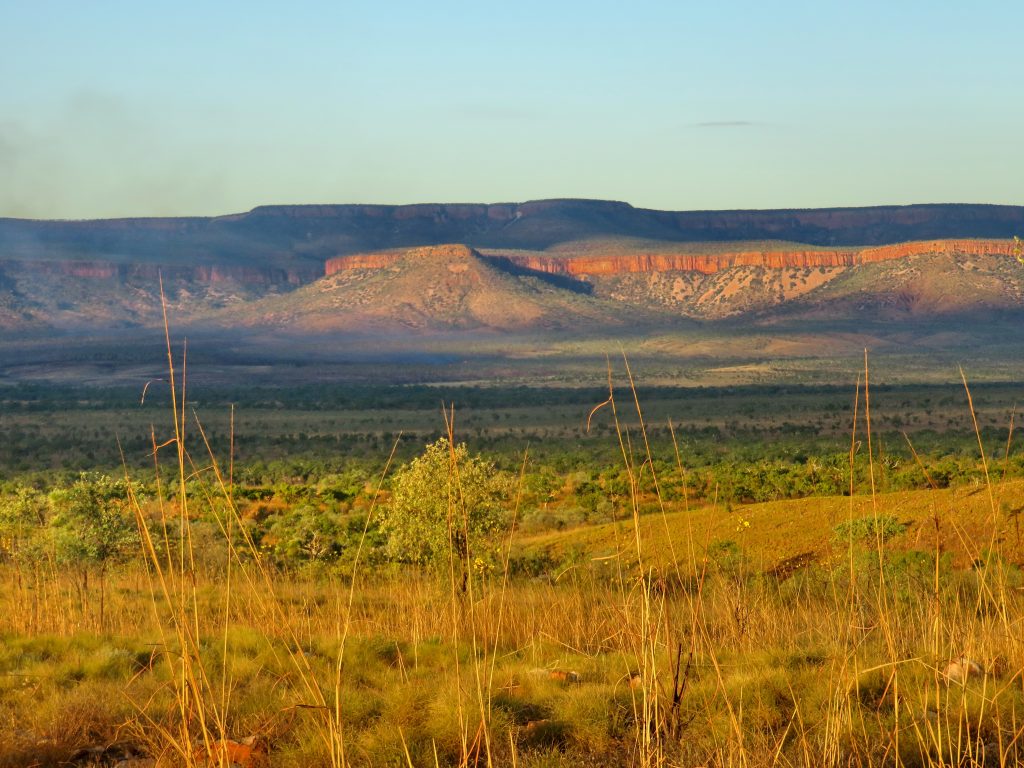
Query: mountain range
[[1, 199, 1022, 337]]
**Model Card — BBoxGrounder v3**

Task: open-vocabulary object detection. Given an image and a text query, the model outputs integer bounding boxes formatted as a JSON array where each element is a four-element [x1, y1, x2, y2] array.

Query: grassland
[[3, 339, 1024, 767], [6, 468, 1024, 767]]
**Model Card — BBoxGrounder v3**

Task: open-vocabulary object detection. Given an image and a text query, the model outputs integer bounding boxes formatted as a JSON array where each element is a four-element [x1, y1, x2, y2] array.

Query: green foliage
[[706, 538, 744, 574], [49, 472, 137, 571], [262, 504, 346, 565], [0, 485, 50, 564], [380, 438, 511, 567], [839, 549, 952, 603], [4, 380, 1023, 512], [832, 514, 906, 544]]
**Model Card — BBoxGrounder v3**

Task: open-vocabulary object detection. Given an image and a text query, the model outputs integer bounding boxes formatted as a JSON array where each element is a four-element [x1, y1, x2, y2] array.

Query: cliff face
[[325, 253, 401, 273], [500, 249, 858, 276], [11, 235, 1013, 286], [326, 239, 1016, 278], [856, 239, 1018, 263], [325, 245, 480, 275]]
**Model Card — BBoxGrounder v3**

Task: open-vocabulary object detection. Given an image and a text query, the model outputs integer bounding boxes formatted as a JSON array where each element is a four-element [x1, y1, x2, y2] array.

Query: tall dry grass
[[3, 300, 1024, 767]]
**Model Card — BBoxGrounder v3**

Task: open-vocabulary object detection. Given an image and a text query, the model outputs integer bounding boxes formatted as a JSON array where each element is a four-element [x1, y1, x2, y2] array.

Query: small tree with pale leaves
[[381, 438, 510, 587]]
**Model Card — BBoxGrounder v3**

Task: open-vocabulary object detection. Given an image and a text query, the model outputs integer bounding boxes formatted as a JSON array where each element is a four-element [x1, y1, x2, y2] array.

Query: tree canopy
[[49, 472, 137, 572], [381, 438, 511, 568]]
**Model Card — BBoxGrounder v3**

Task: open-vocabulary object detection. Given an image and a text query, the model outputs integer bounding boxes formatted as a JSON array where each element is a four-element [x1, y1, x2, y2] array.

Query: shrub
[[832, 514, 906, 544], [379, 438, 511, 574], [0, 486, 50, 564], [263, 504, 346, 565]]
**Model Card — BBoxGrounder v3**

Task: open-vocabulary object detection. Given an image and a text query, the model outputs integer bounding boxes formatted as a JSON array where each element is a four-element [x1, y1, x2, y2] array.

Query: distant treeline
[[3, 379, 1020, 411]]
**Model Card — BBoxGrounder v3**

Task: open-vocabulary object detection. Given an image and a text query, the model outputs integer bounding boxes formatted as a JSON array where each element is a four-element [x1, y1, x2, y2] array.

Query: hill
[[515, 479, 1024, 573], [313, 239, 1023, 324], [228, 244, 668, 333], [1, 202, 1023, 385], [777, 250, 1024, 320]]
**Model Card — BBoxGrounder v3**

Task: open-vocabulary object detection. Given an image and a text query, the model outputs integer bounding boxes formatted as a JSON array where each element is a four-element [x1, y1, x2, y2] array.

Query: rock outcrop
[[326, 239, 1017, 279], [325, 245, 481, 275], [857, 239, 1018, 262], [243, 242, 663, 333]]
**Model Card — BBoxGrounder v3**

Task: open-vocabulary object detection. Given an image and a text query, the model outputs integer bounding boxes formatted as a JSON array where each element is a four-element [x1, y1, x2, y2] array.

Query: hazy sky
[[2, 1, 1022, 218]]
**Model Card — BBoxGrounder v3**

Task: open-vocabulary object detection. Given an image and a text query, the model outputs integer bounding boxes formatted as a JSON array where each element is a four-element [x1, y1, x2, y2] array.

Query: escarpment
[[325, 244, 480, 275], [2, 202, 1022, 333], [11, 237, 1013, 286], [326, 239, 1017, 279], [4, 201, 1023, 267]]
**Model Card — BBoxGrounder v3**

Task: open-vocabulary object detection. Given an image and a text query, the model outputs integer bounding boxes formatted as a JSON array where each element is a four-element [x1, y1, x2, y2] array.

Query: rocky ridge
[[226, 243, 663, 333], [327, 238, 1017, 278], [2, 201, 1022, 334]]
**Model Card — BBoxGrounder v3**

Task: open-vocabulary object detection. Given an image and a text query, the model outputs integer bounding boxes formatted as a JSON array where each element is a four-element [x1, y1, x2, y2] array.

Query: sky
[[1, 1, 1023, 219]]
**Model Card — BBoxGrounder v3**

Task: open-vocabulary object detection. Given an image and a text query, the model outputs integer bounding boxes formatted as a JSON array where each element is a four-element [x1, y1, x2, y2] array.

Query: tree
[[381, 438, 511, 585], [49, 472, 138, 628], [0, 486, 50, 566], [0, 486, 54, 631]]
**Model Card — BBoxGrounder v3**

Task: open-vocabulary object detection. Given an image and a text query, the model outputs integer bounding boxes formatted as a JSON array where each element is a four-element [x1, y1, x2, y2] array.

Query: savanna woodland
[[4, 331, 1024, 768]]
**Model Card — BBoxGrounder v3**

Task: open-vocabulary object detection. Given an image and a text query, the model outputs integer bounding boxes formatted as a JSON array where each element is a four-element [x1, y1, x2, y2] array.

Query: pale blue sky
[[1, 1, 1022, 218]]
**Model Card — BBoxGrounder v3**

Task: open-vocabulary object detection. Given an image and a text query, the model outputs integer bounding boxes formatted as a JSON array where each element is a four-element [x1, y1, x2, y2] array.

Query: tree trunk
[[81, 567, 89, 625], [99, 568, 106, 632]]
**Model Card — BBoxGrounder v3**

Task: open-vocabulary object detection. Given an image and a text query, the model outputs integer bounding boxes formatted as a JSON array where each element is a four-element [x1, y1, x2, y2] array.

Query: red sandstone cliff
[[499, 249, 858, 276], [324, 239, 1016, 279], [325, 245, 482, 275], [856, 239, 1017, 263]]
